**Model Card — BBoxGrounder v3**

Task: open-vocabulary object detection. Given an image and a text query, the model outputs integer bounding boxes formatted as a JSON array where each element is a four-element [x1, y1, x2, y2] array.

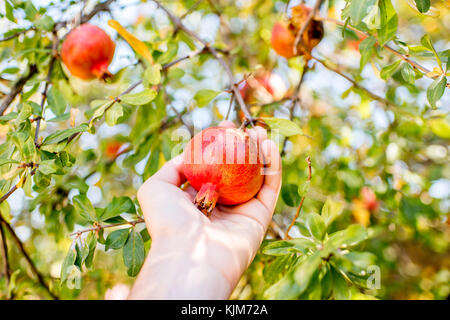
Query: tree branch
[[0, 64, 38, 116], [311, 54, 415, 117], [69, 217, 145, 237], [0, 217, 58, 299], [0, 223, 10, 288], [315, 16, 450, 89], [153, 0, 254, 125], [0, 28, 35, 43], [35, 31, 59, 147]]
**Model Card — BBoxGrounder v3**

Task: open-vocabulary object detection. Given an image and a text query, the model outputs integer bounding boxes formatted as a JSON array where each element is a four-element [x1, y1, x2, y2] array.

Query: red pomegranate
[[182, 127, 264, 216], [271, 4, 323, 59], [361, 187, 379, 212], [61, 24, 115, 80], [239, 72, 287, 105], [271, 21, 296, 59]]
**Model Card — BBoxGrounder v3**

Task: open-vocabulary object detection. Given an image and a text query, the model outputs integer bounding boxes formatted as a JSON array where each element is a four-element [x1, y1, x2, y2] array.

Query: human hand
[[128, 121, 282, 299]]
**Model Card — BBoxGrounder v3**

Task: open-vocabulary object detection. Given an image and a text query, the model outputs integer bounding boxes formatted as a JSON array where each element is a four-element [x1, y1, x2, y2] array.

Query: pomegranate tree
[[61, 23, 115, 80], [182, 127, 264, 216]]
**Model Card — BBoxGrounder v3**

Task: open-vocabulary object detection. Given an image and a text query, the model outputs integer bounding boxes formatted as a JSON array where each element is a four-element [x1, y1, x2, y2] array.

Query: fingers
[[256, 139, 282, 212], [246, 125, 267, 148], [148, 154, 185, 186]]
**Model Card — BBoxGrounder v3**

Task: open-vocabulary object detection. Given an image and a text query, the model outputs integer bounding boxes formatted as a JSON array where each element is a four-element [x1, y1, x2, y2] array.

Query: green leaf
[[143, 64, 162, 86], [281, 183, 301, 207], [85, 233, 96, 268], [34, 15, 55, 31], [342, 0, 376, 25], [143, 148, 160, 180], [380, 60, 401, 80], [24, 1, 38, 21], [100, 196, 136, 221], [73, 194, 97, 222], [300, 211, 326, 240], [47, 87, 66, 116], [359, 36, 377, 71], [263, 255, 297, 285], [400, 62, 415, 84], [5, 1, 16, 23], [105, 102, 124, 126], [426, 74, 446, 108], [0, 158, 19, 166], [105, 229, 130, 251], [42, 124, 88, 145], [262, 117, 303, 136], [414, 0, 430, 13], [193, 89, 220, 107], [16, 103, 32, 123], [0, 112, 18, 123], [121, 89, 157, 106], [293, 251, 322, 296], [332, 268, 350, 300], [326, 224, 368, 249], [140, 228, 151, 242], [297, 181, 310, 198], [37, 159, 58, 175], [429, 118, 450, 139], [263, 238, 314, 256], [21, 137, 36, 161], [421, 34, 442, 67], [123, 230, 145, 277], [377, 0, 398, 46], [60, 247, 76, 284], [321, 198, 344, 228]]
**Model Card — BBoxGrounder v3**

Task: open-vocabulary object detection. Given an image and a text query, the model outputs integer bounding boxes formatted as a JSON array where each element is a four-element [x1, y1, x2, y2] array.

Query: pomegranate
[[361, 187, 379, 212], [239, 72, 287, 105], [61, 24, 115, 80], [271, 4, 323, 59], [182, 127, 264, 216], [105, 141, 123, 159], [271, 21, 297, 59]]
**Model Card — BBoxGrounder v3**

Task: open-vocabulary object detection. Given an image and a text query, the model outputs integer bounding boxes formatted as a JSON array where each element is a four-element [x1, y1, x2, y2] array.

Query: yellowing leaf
[[425, 67, 443, 78], [108, 20, 153, 65]]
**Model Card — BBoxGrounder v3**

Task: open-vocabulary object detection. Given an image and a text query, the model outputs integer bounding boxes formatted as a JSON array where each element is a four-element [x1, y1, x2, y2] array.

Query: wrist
[[128, 235, 232, 299]]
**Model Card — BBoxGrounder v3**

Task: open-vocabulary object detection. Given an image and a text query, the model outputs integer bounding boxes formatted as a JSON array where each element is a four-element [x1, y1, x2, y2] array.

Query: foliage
[[0, 0, 448, 300]]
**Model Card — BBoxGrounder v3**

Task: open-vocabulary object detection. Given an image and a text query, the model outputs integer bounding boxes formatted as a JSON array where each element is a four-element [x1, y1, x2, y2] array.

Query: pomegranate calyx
[[194, 183, 220, 217]]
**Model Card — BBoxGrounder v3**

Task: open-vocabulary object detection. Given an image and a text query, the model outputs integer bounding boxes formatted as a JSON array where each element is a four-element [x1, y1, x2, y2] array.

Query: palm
[[137, 123, 281, 292]]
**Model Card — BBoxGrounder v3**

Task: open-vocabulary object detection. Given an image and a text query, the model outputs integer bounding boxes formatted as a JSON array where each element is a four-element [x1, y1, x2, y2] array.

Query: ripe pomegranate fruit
[[239, 72, 287, 105], [182, 127, 264, 216], [271, 4, 323, 59], [105, 141, 123, 159], [361, 187, 379, 212], [61, 24, 115, 80]]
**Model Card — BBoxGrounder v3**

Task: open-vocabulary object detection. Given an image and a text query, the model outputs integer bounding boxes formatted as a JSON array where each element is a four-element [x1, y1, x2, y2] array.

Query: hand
[[128, 121, 282, 299]]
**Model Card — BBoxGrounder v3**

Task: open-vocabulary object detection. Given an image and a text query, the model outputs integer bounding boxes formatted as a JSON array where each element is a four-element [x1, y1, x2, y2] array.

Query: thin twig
[[0, 223, 10, 288], [293, 0, 324, 55], [69, 217, 145, 237], [153, 0, 254, 125], [225, 92, 234, 120], [35, 31, 59, 147], [284, 156, 311, 239], [0, 65, 38, 116], [0, 28, 35, 43], [0, 217, 58, 299], [315, 16, 450, 89], [311, 55, 415, 117]]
